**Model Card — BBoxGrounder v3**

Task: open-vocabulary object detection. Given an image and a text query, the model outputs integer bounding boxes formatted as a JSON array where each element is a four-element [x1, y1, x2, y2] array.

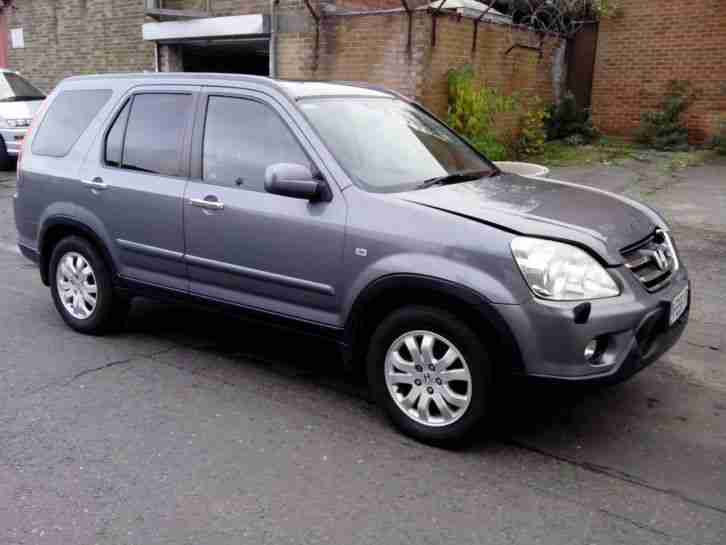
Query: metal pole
[[302, 0, 321, 71], [399, 0, 412, 53], [269, 0, 277, 77], [430, 0, 447, 48]]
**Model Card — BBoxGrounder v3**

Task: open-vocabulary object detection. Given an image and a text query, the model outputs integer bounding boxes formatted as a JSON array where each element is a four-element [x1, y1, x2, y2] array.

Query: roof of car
[[63, 72, 396, 100]]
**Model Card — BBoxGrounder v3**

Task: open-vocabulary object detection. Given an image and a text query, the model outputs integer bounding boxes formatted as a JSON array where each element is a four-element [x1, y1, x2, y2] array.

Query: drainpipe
[[269, 0, 277, 78], [0, 9, 8, 69], [154, 42, 160, 72]]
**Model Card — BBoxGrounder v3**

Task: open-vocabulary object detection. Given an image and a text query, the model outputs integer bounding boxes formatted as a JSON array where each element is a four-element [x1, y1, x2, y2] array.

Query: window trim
[[191, 90, 332, 200], [103, 96, 132, 168], [100, 88, 198, 179], [31, 88, 112, 158]]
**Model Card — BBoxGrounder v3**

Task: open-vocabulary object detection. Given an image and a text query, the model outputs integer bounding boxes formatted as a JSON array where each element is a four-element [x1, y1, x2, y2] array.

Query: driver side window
[[202, 96, 312, 193]]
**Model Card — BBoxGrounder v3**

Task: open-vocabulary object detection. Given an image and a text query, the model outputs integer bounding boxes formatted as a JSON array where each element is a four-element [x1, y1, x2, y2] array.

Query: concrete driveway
[[0, 156, 724, 545]]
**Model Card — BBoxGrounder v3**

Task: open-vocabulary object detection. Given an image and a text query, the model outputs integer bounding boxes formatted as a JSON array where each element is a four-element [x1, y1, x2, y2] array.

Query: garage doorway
[[180, 38, 269, 75]]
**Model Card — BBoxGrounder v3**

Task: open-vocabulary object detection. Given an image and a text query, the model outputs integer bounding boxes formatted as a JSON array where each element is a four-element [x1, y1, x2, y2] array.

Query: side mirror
[[264, 163, 325, 201]]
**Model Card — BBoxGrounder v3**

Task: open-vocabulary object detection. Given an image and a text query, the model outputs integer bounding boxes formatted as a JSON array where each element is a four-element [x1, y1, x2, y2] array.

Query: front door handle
[[189, 197, 224, 211], [81, 177, 109, 191]]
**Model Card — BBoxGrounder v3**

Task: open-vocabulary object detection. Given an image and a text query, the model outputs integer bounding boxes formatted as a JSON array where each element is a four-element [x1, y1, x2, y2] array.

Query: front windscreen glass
[[298, 97, 496, 193], [0, 73, 45, 102]]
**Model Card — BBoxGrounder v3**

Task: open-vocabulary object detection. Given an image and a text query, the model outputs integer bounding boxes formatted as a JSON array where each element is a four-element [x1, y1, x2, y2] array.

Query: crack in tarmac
[[147, 343, 726, 536], [7, 337, 724, 544], [686, 340, 720, 351], [599, 509, 696, 543], [505, 438, 726, 517], [23, 345, 179, 396]]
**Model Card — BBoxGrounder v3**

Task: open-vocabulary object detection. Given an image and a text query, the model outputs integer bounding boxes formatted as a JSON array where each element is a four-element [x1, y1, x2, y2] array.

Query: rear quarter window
[[32, 89, 112, 157]]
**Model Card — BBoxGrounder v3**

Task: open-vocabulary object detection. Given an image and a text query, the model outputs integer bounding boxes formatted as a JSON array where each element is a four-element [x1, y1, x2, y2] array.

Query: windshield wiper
[[0, 96, 44, 102], [416, 169, 497, 190]]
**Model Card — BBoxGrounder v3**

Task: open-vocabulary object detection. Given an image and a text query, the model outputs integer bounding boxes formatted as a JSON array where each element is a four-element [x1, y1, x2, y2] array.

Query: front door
[[183, 90, 346, 326]]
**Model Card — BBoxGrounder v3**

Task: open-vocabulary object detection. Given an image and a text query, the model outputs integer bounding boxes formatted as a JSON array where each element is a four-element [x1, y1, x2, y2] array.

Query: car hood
[[0, 99, 42, 120], [397, 173, 665, 265]]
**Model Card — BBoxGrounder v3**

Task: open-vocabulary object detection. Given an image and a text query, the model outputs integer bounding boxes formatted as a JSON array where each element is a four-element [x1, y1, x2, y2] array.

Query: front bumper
[[496, 264, 690, 382], [0, 127, 27, 156]]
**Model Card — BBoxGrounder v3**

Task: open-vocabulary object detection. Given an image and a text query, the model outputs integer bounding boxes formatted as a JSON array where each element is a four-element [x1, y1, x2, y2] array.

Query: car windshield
[[0, 73, 45, 102], [298, 97, 497, 193]]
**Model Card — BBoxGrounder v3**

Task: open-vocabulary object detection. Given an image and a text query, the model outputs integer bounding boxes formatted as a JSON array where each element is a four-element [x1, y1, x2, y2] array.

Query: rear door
[[16, 86, 113, 251], [183, 88, 347, 326], [79, 86, 198, 291]]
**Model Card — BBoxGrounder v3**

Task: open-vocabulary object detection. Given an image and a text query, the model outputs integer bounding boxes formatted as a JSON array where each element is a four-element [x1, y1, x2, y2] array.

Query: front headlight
[[0, 118, 31, 128], [511, 237, 620, 300]]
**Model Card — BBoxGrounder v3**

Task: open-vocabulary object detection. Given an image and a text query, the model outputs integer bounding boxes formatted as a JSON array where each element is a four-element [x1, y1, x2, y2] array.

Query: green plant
[[564, 134, 585, 146], [511, 98, 549, 158], [635, 80, 696, 151], [468, 134, 509, 162], [713, 123, 726, 156], [528, 138, 636, 167], [447, 65, 516, 161], [591, 0, 622, 18], [546, 91, 599, 143]]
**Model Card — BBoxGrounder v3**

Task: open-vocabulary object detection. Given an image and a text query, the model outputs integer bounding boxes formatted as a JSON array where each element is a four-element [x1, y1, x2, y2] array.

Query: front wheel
[[367, 306, 492, 447]]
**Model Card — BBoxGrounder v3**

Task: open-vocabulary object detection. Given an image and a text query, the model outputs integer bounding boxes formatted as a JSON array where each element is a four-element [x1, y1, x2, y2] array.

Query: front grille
[[621, 230, 678, 292]]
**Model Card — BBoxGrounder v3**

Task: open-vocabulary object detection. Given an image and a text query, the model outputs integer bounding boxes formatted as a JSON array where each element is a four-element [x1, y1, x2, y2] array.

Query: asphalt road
[[0, 160, 724, 545]]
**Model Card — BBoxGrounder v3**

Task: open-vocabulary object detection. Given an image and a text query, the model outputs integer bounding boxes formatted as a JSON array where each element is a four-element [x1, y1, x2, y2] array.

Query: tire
[[0, 137, 13, 171], [49, 236, 129, 335], [367, 305, 492, 447]]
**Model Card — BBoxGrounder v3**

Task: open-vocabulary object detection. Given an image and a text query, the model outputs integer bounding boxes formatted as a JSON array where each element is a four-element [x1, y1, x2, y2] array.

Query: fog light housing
[[584, 338, 607, 363], [584, 340, 598, 360]]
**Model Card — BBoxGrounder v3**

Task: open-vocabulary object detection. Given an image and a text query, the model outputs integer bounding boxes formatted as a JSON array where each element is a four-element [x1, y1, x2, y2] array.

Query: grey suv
[[14, 74, 690, 445]]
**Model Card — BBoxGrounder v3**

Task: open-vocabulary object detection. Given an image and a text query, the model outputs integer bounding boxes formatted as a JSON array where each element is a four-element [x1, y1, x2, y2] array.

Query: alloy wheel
[[384, 330, 472, 427], [56, 252, 98, 320]]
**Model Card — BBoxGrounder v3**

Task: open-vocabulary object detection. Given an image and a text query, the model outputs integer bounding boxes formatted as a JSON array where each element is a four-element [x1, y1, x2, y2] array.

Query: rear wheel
[[367, 306, 492, 447], [49, 236, 129, 334]]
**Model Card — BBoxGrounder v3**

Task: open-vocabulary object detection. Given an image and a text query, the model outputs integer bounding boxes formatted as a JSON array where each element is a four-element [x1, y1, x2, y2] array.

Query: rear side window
[[32, 89, 111, 157], [113, 93, 192, 177]]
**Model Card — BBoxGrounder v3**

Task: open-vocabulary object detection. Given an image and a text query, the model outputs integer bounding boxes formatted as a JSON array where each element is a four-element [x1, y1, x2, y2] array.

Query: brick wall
[[5, 0, 564, 134], [7, 1, 154, 93], [591, 0, 726, 144], [419, 14, 564, 121], [291, 11, 564, 135], [165, 0, 272, 15], [310, 12, 430, 99]]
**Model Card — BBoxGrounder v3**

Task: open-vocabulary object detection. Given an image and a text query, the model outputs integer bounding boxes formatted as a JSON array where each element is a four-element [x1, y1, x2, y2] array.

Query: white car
[[0, 69, 45, 169]]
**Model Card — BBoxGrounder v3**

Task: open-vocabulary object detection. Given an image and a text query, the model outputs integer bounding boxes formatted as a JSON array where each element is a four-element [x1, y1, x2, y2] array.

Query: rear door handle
[[189, 197, 224, 211], [81, 177, 109, 191]]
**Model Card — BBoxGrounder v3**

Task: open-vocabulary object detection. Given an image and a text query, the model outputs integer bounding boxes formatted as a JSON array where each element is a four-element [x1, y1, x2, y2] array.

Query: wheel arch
[[343, 274, 524, 376], [38, 217, 117, 286]]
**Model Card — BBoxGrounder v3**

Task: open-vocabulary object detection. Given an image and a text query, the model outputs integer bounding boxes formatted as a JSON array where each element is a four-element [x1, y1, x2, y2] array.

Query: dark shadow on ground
[[122, 297, 641, 446], [120, 296, 726, 511]]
